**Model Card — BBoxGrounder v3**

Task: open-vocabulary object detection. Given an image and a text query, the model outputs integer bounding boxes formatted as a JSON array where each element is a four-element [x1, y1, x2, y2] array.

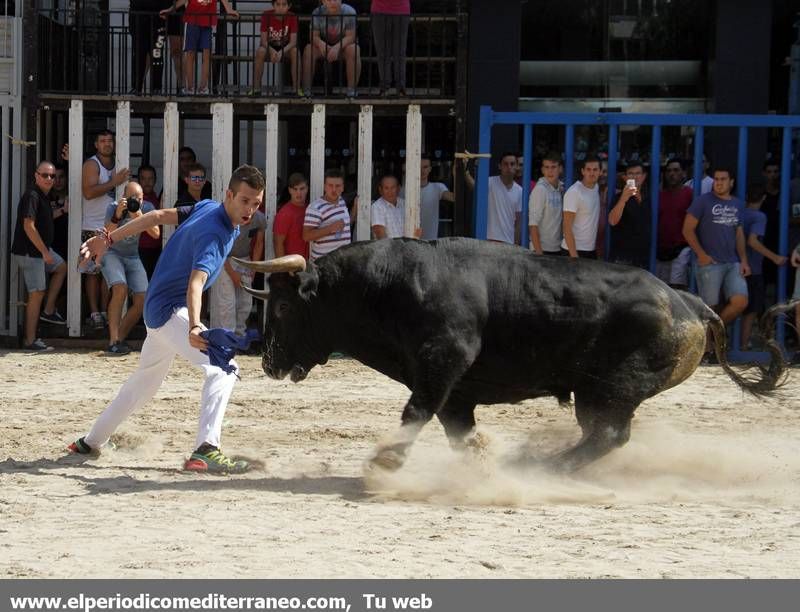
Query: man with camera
[[102, 181, 160, 355]]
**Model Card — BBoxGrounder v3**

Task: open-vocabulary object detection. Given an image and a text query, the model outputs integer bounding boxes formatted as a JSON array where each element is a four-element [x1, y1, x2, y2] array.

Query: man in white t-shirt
[[400, 155, 454, 240], [528, 151, 563, 255], [371, 174, 406, 239], [486, 152, 522, 244], [562, 155, 601, 259], [302, 169, 351, 262], [684, 153, 713, 194]]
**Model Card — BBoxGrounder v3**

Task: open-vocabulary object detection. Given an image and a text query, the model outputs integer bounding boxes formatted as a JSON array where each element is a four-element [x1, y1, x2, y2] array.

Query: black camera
[[125, 197, 141, 214]]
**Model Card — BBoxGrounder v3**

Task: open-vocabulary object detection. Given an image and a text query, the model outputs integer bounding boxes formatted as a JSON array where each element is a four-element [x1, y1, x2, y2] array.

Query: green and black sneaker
[[184, 444, 249, 474]]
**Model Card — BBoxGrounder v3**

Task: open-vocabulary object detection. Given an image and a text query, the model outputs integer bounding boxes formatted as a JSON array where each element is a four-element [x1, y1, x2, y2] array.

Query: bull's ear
[[298, 268, 319, 301]]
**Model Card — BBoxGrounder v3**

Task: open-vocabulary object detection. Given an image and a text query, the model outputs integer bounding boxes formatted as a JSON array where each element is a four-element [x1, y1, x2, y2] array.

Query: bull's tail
[[705, 301, 793, 397]]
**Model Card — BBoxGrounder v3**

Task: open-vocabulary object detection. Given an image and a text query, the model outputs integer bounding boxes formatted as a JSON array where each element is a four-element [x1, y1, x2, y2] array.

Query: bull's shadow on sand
[[0, 457, 367, 501]]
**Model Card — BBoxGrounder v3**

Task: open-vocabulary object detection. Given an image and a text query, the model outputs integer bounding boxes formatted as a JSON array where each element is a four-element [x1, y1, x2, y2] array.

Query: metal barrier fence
[[475, 106, 800, 359], [35, 8, 461, 98]]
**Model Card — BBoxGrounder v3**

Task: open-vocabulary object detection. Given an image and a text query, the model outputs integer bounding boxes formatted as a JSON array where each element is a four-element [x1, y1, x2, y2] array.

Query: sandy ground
[[1, 348, 799, 578]]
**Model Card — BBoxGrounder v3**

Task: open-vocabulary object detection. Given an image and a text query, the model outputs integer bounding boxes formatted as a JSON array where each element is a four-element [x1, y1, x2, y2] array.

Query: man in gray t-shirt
[[208, 209, 267, 335], [302, 0, 361, 97], [101, 181, 158, 355]]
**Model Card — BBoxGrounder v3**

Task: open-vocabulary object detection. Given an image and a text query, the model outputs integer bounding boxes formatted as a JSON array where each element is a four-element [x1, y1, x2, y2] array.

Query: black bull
[[236, 237, 788, 473]]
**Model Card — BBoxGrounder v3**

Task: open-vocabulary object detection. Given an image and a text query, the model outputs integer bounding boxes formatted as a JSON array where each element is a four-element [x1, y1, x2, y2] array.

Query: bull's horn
[[242, 285, 271, 301], [232, 255, 307, 274]]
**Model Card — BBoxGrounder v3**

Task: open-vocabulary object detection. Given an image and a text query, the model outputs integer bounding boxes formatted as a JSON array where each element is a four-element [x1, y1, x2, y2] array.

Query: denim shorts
[[184, 24, 212, 52], [15, 249, 65, 293], [694, 261, 748, 307], [100, 251, 149, 294]]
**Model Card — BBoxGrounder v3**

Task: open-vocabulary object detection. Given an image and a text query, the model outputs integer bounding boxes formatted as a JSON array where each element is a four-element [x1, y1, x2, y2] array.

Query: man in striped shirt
[[302, 168, 352, 261]]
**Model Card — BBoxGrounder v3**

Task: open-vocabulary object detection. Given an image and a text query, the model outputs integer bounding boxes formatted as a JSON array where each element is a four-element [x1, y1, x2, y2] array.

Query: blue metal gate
[[474, 106, 800, 359]]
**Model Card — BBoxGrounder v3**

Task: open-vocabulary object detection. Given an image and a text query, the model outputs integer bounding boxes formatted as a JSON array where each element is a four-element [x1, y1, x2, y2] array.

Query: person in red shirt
[[656, 157, 695, 289], [252, 0, 300, 96], [273, 173, 309, 259], [160, 0, 239, 95]]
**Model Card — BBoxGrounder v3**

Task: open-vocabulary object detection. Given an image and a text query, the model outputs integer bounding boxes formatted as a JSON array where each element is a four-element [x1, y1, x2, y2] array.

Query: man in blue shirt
[[682, 166, 750, 327], [68, 165, 265, 474]]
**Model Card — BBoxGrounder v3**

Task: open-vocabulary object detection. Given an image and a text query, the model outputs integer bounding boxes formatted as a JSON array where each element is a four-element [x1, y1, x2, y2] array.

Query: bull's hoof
[[368, 448, 405, 473]]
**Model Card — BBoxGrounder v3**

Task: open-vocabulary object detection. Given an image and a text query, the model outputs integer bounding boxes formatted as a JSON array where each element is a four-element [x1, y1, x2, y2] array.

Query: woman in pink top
[[370, 0, 410, 96]]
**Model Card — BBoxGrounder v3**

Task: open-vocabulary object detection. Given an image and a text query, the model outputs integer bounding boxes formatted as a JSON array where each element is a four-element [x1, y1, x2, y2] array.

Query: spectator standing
[[164, 2, 184, 93], [137, 165, 162, 280], [562, 156, 601, 259], [399, 155, 454, 240], [371, 174, 412, 239], [176, 147, 213, 200], [303, 168, 351, 261], [129, 0, 166, 93], [82, 130, 130, 330], [102, 181, 159, 356], [208, 209, 266, 335], [740, 183, 787, 350], [303, 0, 361, 98], [758, 160, 782, 292], [485, 152, 522, 245], [682, 167, 750, 326], [608, 161, 651, 269], [50, 162, 70, 261], [656, 158, 694, 289], [11, 161, 68, 351], [252, 0, 300, 96], [273, 172, 310, 258], [684, 153, 713, 194], [160, 0, 239, 95], [178, 162, 209, 206], [528, 152, 563, 255], [370, 0, 410, 96]]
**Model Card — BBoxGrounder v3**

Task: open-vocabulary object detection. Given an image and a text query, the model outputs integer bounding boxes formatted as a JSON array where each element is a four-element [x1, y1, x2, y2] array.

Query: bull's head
[[233, 255, 322, 383]]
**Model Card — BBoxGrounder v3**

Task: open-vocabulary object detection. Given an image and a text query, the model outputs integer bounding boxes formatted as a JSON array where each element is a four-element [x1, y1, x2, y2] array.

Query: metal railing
[[475, 107, 800, 360], [35, 8, 462, 99]]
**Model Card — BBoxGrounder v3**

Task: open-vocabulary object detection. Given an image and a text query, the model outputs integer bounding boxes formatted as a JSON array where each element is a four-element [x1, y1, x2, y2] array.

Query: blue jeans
[[694, 262, 747, 307], [100, 251, 149, 294], [15, 250, 64, 292]]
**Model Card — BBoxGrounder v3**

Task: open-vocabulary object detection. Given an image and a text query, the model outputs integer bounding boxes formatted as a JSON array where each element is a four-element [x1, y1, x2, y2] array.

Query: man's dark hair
[[711, 165, 735, 181], [138, 164, 157, 179], [287, 172, 307, 188], [228, 164, 265, 194], [746, 182, 766, 204], [179, 146, 197, 161], [542, 151, 562, 165], [94, 129, 115, 141], [762, 159, 780, 171], [324, 168, 344, 181], [665, 157, 685, 170], [187, 162, 206, 176], [498, 151, 517, 164], [625, 160, 645, 173], [581, 154, 601, 169]]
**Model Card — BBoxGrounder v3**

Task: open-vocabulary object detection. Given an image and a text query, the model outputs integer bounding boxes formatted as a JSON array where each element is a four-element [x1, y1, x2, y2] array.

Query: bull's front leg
[[368, 396, 436, 472]]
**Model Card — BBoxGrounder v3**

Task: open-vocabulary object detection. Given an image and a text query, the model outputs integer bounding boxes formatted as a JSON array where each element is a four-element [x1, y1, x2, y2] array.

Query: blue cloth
[[104, 200, 156, 256], [742, 208, 767, 275], [200, 328, 261, 376], [144, 199, 239, 328], [686, 192, 744, 264]]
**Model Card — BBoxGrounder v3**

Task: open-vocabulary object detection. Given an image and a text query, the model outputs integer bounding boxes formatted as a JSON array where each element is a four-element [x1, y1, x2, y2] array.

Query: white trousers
[[84, 307, 239, 452], [208, 257, 254, 335]]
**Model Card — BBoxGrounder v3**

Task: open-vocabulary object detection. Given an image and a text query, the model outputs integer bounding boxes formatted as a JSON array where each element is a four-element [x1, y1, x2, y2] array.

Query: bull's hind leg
[[545, 395, 636, 473]]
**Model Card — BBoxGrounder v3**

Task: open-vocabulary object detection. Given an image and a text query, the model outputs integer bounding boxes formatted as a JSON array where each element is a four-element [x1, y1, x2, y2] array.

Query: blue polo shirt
[[144, 199, 239, 328]]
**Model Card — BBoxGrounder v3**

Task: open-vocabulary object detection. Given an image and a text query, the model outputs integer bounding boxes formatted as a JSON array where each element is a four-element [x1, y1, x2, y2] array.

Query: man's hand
[[620, 183, 637, 202], [159, 7, 172, 17], [328, 219, 345, 235], [115, 197, 128, 219], [113, 168, 131, 186], [80, 233, 109, 266], [326, 45, 341, 62], [189, 325, 208, 351], [43, 250, 54, 265], [791, 250, 800, 268], [228, 268, 242, 288], [740, 262, 751, 277], [226, 8, 239, 17], [772, 254, 788, 267], [269, 48, 280, 63], [697, 252, 714, 267], [60, 143, 69, 161], [62, 198, 70, 214], [413, 227, 423, 239]]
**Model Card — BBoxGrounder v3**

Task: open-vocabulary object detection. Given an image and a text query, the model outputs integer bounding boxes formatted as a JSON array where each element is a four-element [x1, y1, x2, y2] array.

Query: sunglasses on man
[[37, 172, 56, 179], [189, 175, 206, 182]]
